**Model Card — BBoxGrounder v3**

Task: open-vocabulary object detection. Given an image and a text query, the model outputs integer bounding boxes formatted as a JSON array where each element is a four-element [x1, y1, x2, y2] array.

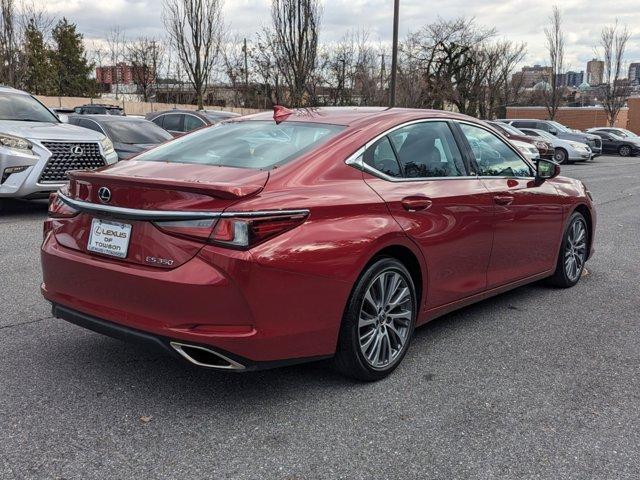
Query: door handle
[[401, 196, 433, 212], [493, 195, 514, 206]]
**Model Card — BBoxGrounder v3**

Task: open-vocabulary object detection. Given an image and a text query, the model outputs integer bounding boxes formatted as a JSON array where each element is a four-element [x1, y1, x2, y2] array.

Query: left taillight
[[48, 192, 78, 218], [152, 211, 309, 249]]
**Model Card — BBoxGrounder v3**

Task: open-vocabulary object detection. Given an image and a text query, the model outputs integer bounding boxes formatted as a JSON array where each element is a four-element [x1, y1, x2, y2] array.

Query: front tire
[[547, 212, 589, 288], [553, 148, 568, 164], [333, 257, 417, 381]]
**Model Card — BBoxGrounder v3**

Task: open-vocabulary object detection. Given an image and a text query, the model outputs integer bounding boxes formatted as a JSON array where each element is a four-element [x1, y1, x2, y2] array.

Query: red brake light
[[211, 212, 309, 249], [48, 192, 78, 218], [152, 219, 217, 242]]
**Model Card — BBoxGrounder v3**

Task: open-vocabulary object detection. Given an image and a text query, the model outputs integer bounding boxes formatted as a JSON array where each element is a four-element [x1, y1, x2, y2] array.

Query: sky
[[33, 0, 640, 74]]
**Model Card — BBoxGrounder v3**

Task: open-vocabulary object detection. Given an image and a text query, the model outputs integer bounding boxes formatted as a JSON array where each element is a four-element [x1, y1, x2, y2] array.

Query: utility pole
[[243, 38, 249, 106], [389, 0, 400, 107]]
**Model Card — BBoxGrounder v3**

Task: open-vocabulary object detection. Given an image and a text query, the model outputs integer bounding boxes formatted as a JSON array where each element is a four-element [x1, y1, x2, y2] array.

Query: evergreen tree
[[50, 18, 94, 96], [22, 19, 53, 94]]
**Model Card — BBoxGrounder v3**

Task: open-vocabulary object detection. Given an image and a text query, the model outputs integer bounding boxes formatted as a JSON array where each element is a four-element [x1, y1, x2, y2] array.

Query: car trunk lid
[[53, 160, 268, 269]]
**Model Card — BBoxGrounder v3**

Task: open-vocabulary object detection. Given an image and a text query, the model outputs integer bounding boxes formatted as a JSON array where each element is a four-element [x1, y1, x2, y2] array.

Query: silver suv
[[0, 86, 118, 205]]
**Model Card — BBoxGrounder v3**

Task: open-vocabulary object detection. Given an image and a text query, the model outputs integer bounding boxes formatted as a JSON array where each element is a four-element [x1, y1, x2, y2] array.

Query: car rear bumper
[[50, 303, 331, 371], [41, 231, 348, 364]]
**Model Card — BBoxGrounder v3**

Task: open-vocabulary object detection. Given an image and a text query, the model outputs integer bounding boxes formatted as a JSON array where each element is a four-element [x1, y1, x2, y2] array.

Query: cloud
[[31, 0, 640, 73]]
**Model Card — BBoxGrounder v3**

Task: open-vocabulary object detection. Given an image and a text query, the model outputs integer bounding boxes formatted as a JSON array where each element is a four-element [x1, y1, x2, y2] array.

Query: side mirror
[[548, 129, 558, 136], [536, 158, 560, 182]]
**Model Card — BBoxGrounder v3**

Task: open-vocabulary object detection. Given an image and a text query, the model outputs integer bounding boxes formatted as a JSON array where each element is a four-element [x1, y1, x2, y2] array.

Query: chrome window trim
[[57, 191, 309, 221], [345, 117, 537, 182], [345, 118, 478, 183]]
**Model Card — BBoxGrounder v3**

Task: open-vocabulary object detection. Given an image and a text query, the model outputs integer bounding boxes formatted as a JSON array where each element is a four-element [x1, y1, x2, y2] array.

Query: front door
[[360, 120, 495, 309], [457, 122, 564, 287]]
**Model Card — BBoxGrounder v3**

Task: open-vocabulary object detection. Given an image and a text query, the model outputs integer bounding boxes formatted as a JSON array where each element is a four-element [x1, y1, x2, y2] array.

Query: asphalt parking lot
[[1, 156, 639, 480]]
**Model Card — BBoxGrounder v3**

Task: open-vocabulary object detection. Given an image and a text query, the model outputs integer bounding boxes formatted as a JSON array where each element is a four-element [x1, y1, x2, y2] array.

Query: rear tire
[[547, 212, 588, 288], [333, 257, 417, 381], [619, 145, 631, 157]]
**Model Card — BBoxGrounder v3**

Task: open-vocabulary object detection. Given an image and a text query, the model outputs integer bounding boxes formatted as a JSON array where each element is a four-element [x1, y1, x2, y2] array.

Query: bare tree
[[106, 26, 126, 99], [269, 0, 322, 106], [543, 5, 564, 119], [599, 21, 631, 126], [127, 37, 164, 102], [163, 0, 224, 109], [223, 34, 250, 106], [0, 0, 18, 86]]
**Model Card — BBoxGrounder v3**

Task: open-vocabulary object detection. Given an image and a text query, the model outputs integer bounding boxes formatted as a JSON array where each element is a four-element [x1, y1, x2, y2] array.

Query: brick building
[[506, 97, 640, 134], [95, 63, 152, 86]]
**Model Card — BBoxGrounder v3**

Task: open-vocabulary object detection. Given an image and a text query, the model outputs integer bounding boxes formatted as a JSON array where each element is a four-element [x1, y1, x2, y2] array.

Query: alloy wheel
[[554, 149, 566, 164], [619, 146, 631, 157], [564, 219, 587, 282], [358, 270, 413, 370]]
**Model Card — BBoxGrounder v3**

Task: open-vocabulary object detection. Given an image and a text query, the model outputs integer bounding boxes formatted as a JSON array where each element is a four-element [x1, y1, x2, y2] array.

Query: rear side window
[[459, 123, 533, 178], [136, 120, 345, 169], [363, 137, 401, 178], [388, 121, 466, 178], [162, 114, 183, 132]]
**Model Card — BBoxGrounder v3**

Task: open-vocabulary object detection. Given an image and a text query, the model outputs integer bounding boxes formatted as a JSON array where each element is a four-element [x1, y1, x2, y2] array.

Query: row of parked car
[[490, 118, 640, 164], [1, 84, 639, 208]]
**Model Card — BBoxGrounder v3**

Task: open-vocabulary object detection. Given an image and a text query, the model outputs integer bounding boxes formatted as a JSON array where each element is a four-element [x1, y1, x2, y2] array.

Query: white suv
[[0, 86, 118, 205]]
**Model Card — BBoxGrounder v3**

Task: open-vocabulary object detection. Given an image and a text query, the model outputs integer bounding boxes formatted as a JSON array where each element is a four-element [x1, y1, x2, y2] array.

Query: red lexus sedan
[[41, 107, 596, 381]]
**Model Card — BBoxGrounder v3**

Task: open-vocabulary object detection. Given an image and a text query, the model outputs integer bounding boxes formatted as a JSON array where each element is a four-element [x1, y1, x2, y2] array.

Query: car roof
[[70, 114, 151, 124], [242, 106, 478, 127], [0, 85, 30, 95]]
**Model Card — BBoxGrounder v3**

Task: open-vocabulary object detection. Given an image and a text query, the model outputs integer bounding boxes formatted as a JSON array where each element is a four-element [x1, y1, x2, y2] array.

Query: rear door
[[456, 122, 563, 287], [359, 120, 494, 308]]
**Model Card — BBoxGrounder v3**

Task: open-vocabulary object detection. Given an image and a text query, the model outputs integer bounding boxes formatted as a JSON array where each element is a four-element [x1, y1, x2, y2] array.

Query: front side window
[[136, 120, 345, 170], [388, 121, 466, 178], [162, 114, 183, 132], [459, 123, 533, 178], [184, 114, 206, 131]]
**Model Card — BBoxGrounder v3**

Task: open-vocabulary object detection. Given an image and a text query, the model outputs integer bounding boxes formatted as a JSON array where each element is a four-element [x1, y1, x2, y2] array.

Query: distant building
[[96, 62, 155, 87], [586, 59, 604, 85], [629, 63, 640, 86], [511, 65, 552, 88], [566, 71, 584, 88]]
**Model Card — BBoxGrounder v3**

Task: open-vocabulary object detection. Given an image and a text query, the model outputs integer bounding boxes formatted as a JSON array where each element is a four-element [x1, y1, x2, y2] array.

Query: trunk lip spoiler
[[57, 191, 309, 221]]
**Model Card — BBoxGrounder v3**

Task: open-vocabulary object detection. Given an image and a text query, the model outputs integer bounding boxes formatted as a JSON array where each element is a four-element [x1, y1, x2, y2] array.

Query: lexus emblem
[[97, 187, 111, 203], [70, 145, 84, 156]]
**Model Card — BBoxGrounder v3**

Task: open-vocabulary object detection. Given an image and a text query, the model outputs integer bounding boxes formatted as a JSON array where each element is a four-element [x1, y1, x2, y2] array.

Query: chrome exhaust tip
[[170, 342, 245, 370]]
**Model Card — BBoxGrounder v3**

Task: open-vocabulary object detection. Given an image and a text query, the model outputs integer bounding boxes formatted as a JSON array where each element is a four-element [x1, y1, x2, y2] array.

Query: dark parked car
[[486, 121, 554, 159], [73, 104, 125, 116], [589, 131, 640, 157], [146, 109, 241, 136], [68, 114, 173, 160]]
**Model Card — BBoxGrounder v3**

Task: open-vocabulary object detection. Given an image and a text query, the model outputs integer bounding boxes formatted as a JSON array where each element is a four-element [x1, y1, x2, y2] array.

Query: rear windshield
[[103, 120, 173, 144], [136, 120, 345, 169]]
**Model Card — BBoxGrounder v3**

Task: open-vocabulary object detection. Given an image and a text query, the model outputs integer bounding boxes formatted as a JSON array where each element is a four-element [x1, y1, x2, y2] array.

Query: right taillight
[[211, 212, 309, 249]]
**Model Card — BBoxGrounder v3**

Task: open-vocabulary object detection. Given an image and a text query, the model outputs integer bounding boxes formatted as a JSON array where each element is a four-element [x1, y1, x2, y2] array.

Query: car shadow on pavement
[[32, 280, 565, 416], [0, 199, 48, 217]]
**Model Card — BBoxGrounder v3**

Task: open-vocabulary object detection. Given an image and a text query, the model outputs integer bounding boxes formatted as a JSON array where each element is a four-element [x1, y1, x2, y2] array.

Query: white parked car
[[0, 86, 118, 206], [518, 128, 592, 163]]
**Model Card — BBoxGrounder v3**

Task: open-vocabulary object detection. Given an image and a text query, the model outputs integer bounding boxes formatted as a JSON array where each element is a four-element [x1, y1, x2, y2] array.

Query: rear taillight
[[153, 211, 309, 249], [210, 213, 308, 249], [152, 219, 217, 242], [48, 192, 78, 218]]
